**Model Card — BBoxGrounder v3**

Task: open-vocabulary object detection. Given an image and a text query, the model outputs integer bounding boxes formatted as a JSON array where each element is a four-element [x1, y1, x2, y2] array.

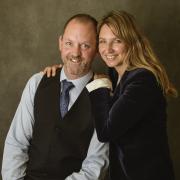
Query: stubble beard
[[64, 60, 90, 79]]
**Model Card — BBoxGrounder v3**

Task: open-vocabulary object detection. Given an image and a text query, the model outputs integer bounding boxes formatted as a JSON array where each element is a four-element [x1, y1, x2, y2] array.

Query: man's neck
[[63, 68, 91, 80]]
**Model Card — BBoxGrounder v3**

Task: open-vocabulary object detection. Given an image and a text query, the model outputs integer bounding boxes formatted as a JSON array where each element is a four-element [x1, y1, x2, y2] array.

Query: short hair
[[62, 14, 97, 35]]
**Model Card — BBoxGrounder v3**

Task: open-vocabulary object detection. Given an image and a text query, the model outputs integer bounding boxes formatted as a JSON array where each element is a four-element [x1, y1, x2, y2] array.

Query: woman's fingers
[[42, 64, 62, 77]]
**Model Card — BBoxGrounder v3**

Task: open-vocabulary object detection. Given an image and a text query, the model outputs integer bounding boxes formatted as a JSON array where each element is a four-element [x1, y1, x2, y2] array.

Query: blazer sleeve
[[89, 70, 162, 142]]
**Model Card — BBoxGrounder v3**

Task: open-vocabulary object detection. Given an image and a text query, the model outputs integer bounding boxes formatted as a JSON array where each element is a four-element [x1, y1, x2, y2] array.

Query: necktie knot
[[62, 80, 74, 93], [60, 80, 74, 118]]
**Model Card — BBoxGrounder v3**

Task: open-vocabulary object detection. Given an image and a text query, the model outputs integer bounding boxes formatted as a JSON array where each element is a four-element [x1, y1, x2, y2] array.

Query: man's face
[[59, 19, 97, 79]]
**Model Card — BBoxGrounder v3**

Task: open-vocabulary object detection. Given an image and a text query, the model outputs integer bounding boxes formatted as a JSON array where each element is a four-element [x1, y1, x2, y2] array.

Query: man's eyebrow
[[63, 38, 72, 41], [81, 41, 91, 44]]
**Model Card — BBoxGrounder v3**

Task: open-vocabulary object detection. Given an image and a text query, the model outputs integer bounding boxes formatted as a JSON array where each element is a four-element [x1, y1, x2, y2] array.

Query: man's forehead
[[62, 35, 96, 45], [63, 22, 97, 41]]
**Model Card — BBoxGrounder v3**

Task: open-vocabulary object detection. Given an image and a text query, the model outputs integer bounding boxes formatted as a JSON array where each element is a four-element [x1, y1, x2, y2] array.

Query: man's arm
[[65, 130, 109, 180], [1, 73, 43, 179]]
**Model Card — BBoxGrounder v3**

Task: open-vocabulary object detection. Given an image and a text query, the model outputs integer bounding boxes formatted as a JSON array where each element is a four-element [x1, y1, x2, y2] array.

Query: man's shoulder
[[33, 69, 62, 93], [22, 72, 44, 95], [28, 72, 44, 87]]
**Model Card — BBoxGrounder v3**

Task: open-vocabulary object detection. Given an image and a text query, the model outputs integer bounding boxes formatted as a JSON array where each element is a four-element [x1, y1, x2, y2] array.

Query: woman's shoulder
[[120, 68, 159, 90], [125, 68, 156, 81], [128, 68, 153, 75]]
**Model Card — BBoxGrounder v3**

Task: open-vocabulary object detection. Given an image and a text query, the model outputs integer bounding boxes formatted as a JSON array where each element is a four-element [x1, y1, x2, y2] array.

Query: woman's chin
[[105, 62, 116, 68]]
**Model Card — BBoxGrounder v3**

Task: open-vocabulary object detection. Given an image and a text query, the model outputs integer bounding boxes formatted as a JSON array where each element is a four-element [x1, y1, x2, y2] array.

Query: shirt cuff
[[86, 78, 112, 92]]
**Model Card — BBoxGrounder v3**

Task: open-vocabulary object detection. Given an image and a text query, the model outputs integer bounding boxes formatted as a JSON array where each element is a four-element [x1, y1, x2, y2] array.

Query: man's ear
[[59, 35, 63, 51]]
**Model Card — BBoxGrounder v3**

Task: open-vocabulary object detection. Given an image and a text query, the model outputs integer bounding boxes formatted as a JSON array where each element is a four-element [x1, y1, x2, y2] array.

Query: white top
[[86, 78, 112, 92], [1, 68, 109, 180]]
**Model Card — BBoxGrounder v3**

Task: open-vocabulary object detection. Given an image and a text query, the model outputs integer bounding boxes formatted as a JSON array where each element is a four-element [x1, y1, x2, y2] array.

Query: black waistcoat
[[25, 70, 94, 180]]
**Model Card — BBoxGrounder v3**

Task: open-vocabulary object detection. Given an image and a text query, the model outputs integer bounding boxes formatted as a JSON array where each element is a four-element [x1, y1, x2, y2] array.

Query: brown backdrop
[[0, 0, 180, 179]]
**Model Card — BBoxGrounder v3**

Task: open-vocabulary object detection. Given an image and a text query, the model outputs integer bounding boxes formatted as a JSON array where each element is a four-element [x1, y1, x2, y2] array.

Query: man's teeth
[[71, 58, 80, 63]]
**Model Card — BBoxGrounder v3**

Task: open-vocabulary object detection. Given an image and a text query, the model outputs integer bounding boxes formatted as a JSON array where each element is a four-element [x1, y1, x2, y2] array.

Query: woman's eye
[[114, 39, 122, 43], [99, 40, 106, 44]]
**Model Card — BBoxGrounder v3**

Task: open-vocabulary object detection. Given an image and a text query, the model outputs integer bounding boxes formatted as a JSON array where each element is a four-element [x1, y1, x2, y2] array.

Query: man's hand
[[41, 64, 62, 77]]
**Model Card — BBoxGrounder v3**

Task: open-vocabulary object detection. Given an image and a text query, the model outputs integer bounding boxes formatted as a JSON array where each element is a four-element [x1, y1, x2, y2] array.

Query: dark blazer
[[89, 68, 174, 180]]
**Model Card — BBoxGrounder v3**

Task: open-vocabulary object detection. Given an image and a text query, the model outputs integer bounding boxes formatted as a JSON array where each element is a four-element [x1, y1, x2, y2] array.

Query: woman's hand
[[42, 64, 62, 77]]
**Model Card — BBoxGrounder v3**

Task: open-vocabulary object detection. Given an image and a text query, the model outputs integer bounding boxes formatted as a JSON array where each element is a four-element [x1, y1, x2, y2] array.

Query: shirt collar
[[60, 67, 93, 90]]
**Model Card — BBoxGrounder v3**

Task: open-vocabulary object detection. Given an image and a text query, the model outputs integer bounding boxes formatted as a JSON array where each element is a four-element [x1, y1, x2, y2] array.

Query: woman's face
[[98, 24, 127, 72]]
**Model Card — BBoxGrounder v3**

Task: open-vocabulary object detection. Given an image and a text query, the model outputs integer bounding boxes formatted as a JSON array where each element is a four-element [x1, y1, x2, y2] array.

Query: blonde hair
[[98, 10, 178, 97]]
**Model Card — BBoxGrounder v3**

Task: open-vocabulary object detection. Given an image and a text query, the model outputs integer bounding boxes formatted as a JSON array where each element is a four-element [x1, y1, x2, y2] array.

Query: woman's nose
[[106, 43, 114, 53]]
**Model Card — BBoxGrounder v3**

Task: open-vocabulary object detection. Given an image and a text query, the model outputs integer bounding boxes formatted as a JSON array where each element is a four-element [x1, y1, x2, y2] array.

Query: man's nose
[[72, 45, 81, 57]]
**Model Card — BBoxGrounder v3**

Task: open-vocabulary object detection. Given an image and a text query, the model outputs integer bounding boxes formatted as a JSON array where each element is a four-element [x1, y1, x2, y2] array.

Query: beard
[[63, 58, 91, 79]]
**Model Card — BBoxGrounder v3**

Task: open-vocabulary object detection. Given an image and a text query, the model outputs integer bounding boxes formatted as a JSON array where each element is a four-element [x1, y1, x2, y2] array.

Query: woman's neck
[[115, 62, 128, 77]]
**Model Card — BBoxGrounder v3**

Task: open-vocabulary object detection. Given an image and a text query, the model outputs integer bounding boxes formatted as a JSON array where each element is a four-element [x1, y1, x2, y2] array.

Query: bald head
[[62, 14, 97, 36]]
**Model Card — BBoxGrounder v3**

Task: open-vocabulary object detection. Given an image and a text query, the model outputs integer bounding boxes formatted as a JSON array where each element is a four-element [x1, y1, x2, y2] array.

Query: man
[[2, 14, 109, 180]]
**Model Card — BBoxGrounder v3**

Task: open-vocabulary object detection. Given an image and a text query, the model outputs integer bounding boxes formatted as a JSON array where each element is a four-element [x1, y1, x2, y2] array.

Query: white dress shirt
[[1, 68, 109, 180]]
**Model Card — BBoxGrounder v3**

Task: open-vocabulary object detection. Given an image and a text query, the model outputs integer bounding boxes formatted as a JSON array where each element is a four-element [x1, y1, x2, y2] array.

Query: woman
[[86, 10, 178, 180], [44, 11, 177, 180]]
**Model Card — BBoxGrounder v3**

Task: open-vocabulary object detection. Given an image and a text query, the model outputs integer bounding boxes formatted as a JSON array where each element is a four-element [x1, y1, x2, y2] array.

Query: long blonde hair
[[98, 10, 178, 97]]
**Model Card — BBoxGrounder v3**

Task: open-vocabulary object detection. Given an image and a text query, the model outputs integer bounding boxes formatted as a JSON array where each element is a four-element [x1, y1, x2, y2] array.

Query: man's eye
[[65, 42, 72, 46], [81, 44, 90, 49]]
